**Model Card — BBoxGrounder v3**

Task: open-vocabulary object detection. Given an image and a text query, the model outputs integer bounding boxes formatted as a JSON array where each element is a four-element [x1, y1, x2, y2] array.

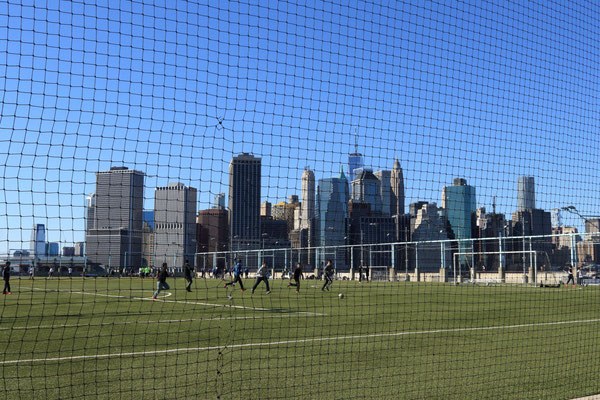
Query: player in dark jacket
[[287, 263, 304, 293], [322, 260, 334, 291], [183, 260, 194, 292], [566, 266, 575, 286], [2, 261, 11, 295], [152, 263, 170, 300]]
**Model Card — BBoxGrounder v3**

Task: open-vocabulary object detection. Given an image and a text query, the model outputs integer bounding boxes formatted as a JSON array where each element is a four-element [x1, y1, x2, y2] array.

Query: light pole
[[405, 225, 409, 281], [261, 232, 268, 269]]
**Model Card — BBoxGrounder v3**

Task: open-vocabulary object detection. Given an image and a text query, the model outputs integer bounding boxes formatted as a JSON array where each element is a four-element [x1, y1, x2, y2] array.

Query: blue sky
[[1, 0, 599, 253]]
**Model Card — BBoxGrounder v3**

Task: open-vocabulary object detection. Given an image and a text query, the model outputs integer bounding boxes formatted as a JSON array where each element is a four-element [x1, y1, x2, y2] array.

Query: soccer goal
[[368, 266, 390, 282], [453, 250, 539, 286]]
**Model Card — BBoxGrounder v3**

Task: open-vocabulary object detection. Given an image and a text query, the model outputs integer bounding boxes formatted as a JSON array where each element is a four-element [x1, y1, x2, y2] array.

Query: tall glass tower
[[316, 166, 349, 269], [348, 153, 363, 183], [517, 176, 535, 211], [31, 224, 46, 256], [229, 153, 261, 251], [442, 178, 476, 267]]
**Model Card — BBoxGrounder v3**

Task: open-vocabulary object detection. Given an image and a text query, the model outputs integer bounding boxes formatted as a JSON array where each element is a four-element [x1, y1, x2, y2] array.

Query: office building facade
[[374, 169, 393, 216], [154, 183, 197, 270], [85, 167, 145, 269], [442, 178, 476, 267], [517, 176, 536, 211], [229, 153, 261, 251], [351, 169, 383, 214], [31, 224, 46, 256]]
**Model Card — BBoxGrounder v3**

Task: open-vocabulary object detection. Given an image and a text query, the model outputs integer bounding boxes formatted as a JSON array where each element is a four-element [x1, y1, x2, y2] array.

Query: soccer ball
[[338, 293, 344, 299]]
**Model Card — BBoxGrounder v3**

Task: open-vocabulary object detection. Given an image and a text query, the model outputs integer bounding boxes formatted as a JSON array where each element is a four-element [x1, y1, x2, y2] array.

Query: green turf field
[[1, 276, 599, 399]]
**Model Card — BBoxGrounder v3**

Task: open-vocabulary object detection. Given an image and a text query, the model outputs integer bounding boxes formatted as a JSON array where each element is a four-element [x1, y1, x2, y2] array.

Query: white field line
[[29, 287, 324, 316], [2, 318, 600, 365], [0, 314, 309, 332]]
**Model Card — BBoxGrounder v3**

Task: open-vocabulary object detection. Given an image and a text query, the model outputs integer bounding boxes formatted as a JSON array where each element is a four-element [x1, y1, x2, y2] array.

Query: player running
[[251, 262, 271, 294], [224, 260, 245, 291], [321, 260, 334, 291], [566, 265, 575, 287], [287, 263, 304, 293], [183, 259, 194, 292], [2, 261, 11, 295], [152, 263, 170, 300]]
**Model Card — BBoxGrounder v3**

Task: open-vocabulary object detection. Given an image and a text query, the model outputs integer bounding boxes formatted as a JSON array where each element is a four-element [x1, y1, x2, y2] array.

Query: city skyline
[[9, 152, 598, 254], [13, 162, 593, 269]]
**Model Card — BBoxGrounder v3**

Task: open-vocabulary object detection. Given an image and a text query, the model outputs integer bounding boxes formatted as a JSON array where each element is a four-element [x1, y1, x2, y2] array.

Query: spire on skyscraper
[[391, 158, 405, 215], [339, 164, 347, 181]]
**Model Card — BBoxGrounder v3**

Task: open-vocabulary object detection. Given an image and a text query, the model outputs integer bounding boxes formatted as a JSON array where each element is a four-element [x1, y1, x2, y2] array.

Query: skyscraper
[[348, 130, 363, 183], [196, 207, 229, 269], [229, 153, 261, 251], [551, 208, 562, 228], [442, 178, 476, 267], [390, 159, 405, 216], [517, 176, 535, 210], [348, 152, 363, 183], [154, 182, 198, 269], [272, 201, 296, 233], [351, 169, 383, 214], [85, 167, 145, 269], [300, 168, 315, 230], [374, 169, 392, 216], [316, 166, 349, 268], [214, 193, 226, 209], [31, 224, 46, 256], [86, 194, 96, 231], [411, 203, 450, 271]]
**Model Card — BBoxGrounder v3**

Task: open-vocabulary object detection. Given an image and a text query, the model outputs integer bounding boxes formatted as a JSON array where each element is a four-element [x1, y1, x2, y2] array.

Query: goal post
[[453, 250, 539, 285]]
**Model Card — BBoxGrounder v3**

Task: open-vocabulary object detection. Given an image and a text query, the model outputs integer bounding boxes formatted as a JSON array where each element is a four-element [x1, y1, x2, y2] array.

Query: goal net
[[368, 266, 390, 282], [2, 1, 600, 399]]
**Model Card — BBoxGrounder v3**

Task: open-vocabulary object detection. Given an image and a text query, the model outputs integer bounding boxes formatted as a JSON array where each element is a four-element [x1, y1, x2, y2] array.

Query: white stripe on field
[[29, 287, 324, 316], [0, 313, 317, 332], [2, 318, 599, 365]]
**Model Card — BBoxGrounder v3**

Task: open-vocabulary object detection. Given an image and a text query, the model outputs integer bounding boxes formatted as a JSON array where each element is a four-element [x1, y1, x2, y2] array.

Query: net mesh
[[1, 0, 600, 399]]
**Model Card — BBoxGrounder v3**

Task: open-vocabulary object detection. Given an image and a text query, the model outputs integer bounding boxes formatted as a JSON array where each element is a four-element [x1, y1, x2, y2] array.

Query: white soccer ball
[[338, 293, 344, 299]]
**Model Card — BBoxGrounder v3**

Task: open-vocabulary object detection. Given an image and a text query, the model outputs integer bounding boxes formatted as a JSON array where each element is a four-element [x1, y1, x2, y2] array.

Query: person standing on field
[[566, 265, 575, 287], [322, 260, 334, 291], [577, 267, 585, 286], [287, 263, 304, 294], [2, 262, 11, 295], [252, 262, 271, 294], [183, 259, 194, 292], [152, 263, 170, 300]]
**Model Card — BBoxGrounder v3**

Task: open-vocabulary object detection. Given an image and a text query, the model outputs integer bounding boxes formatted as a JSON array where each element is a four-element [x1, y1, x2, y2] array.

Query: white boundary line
[[29, 287, 324, 316], [0, 314, 309, 331], [2, 318, 599, 365]]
